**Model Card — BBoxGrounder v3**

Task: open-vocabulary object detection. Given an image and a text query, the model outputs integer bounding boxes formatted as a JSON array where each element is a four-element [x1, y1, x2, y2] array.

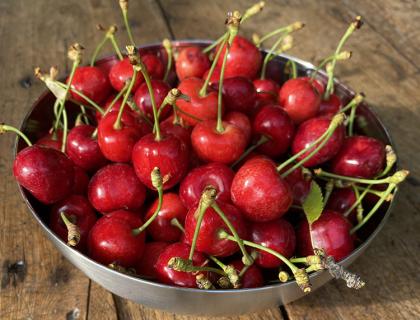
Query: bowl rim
[[14, 39, 399, 294]]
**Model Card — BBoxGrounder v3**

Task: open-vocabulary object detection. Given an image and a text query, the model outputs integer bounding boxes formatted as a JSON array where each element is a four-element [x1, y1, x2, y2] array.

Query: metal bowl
[[15, 40, 397, 316]]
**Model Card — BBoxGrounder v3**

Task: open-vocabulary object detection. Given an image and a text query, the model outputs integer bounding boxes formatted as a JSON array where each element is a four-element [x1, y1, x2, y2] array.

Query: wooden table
[[1, 0, 419, 319]]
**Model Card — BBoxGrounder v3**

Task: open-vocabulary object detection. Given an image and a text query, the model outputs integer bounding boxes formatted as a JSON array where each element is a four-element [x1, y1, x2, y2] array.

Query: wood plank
[[88, 282, 118, 320]]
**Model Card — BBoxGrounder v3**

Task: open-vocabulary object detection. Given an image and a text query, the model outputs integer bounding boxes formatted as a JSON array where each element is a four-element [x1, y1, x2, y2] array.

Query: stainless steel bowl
[[15, 40, 397, 316]]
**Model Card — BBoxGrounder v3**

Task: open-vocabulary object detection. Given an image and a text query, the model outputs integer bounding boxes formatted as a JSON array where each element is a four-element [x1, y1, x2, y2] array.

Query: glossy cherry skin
[[221, 77, 257, 115], [184, 201, 248, 257], [68, 66, 111, 105], [13, 145, 74, 204], [191, 120, 247, 164], [280, 165, 311, 205], [230, 260, 264, 288], [134, 79, 171, 120], [291, 116, 345, 167], [135, 241, 168, 278], [326, 187, 357, 223], [88, 210, 145, 268], [49, 195, 97, 252], [216, 35, 262, 79], [297, 210, 354, 261], [250, 219, 296, 268], [176, 77, 219, 126], [145, 193, 187, 242], [36, 130, 63, 151], [253, 104, 295, 158], [132, 133, 189, 190], [97, 110, 151, 162], [278, 77, 321, 124], [109, 57, 143, 92], [179, 162, 234, 209], [231, 156, 292, 222], [72, 165, 89, 195], [96, 95, 124, 122], [330, 135, 386, 178], [66, 125, 108, 172], [176, 46, 211, 81], [160, 117, 192, 149], [253, 78, 280, 108], [154, 242, 207, 287], [142, 53, 165, 80], [88, 163, 146, 214], [319, 93, 342, 116], [224, 112, 251, 144], [202, 66, 221, 87]]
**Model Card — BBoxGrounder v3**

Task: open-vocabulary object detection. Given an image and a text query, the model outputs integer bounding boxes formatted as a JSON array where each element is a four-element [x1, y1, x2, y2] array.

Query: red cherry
[[154, 242, 207, 287], [88, 210, 145, 268], [176, 46, 211, 81], [72, 165, 89, 195], [179, 162, 234, 209], [231, 156, 292, 222], [253, 78, 279, 107], [278, 77, 321, 124], [330, 136, 386, 178], [36, 130, 63, 151], [224, 112, 251, 144], [66, 125, 108, 172], [142, 53, 165, 80], [202, 67, 221, 87], [160, 117, 192, 149], [134, 79, 171, 120], [132, 133, 189, 190], [250, 219, 296, 268], [291, 115, 345, 167], [230, 260, 264, 288], [88, 163, 146, 214], [184, 202, 248, 257], [176, 77, 219, 126], [13, 145, 74, 204], [97, 110, 151, 162], [109, 58, 143, 92], [135, 241, 168, 278], [96, 95, 124, 122], [326, 187, 357, 223], [144, 193, 187, 242], [252, 104, 295, 158], [49, 195, 97, 251], [297, 210, 354, 261], [319, 93, 342, 116], [68, 66, 111, 104], [221, 77, 257, 115], [95, 57, 119, 78], [280, 165, 311, 205], [216, 35, 262, 79]]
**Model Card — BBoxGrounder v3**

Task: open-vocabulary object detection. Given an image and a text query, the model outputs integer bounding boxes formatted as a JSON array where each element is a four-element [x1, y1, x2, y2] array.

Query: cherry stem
[[208, 255, 241, 288], [278, 113, 345, 177], [314, 169, 409, 186], [255, 21, 302, 47], [168, 257, 225, 276], [323, 179, 335, 206], [113, 68, 138, 130], [216, 43, 229, 133], [241, 1, 265, 23], [119, 1, 135, 46], [106, 83, 129, 115], [91, 128, 98, 139], [127, 100, 154, 128], [155, 89, 186, 131], [61, 107, 68, 153], [53, 99, 61, 127], [109, 35, 123, 60], [60, 212, 80, 247], [339, 93, 364, 114], [261, 35, 287, 79], [0, 124, 32, 146], [285, 60, 297, 79], [80, 105, 90, 124], [202, 33, 226, 54], [376, 145, 396, 178], [55, 82, 104, 115], [170, 218, 185, 233], [162, 39, 172, 82], [90, 36, 109, 66], [231, 135, 269, 169]]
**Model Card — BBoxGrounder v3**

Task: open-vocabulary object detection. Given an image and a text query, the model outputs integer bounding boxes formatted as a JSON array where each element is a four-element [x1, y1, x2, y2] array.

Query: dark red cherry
[[319, 93, 342, 116], [145, 193, 187, 242], [184, 202, 248, 257], [221, 77, 257, 115], [109, 57, 143, 92], [72, 165, 89, 195], [66, 125, 108, 172], [291, 115, 345, 167], [278, 77, 321, 124], [216, 35, 262, 79], [280, 165, 311, 205], [49, 195, 97, 251], [179, 162, 235, 209], [224, 112, 251, 144], [326, 187, 357, 223], [297, 210, 354, 261], [68, 66, 111, 104], [136, 241, 168, 278], [253, 78, 279, 107], [176, 46, 211, 81], [250, 219, 296, 268], [132, 133, 189, 190], [142, 53, 165, 80], [330, 135, 386, 178], [13, 145, 74, 204], [88, 210, 145, 268], [154, 242, 207, 288], [88, 163, 146, 214], [134, 79, 171, 120], [252, 104, 295, 158], [160, 117, 192, 149], [231, 156, 292, 222], [230, 260, 264, 288], [36, 130, 63, 151], [97, 110, 151, 162]]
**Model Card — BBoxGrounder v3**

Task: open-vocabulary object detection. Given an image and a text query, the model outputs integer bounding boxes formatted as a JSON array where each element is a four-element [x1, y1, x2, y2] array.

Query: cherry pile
[[1, 1, 408, 292]]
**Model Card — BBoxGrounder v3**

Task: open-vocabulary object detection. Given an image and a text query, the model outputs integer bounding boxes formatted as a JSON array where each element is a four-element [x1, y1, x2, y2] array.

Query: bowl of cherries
[[1, 1, 408, 316]]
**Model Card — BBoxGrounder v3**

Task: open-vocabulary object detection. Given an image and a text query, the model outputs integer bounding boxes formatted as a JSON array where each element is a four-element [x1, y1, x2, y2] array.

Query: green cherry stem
[[310, 51, 352, 81], [376, 145, 397, 178], [339, 93, 364, 114], [314, 169, 409, 186], [231, 135, 269, 169], [61, 107, 68, 152], [90, 36, 108, 66], [162, 39, 173, 82], [202, 33, 226, 54], [0, 124, 32, 146], [208, 255, 241, 288], [323, 179, 335, 206], [80, 105, 90, 124], [285, 60, 297, 79], [105, 83, 129, 115], [119, 0, 135, 46], [170, 217, 185, 233], [254, 21, 303, 47], [109, 35, 123, 60], [60, 212, 81, 247], [167, 257, 225, 276], [216, 42, 229, 133], [241, 1, 265, 23], [261, 35, 288, 79], [113, 67, 138, 130]]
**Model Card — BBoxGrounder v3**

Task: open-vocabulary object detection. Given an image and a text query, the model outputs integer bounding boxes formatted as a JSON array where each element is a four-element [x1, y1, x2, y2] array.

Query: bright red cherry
[[224, 112, 251, 144], [49, 195, 97, 251], [72, 165, 89, 195], [184, 202, 248, 257], [230, 260, 264, 288], [88, 210, 145, 268], [109, 57, 143, 92], [253, 104, 295, 158], [216, 35, 262, 79], [88, 163, 146, 214], [278, 77, 321, 124], [134, 79, 171, 120], [326, 187, 357, 223], [96, 94, 124, 122], [319, 93, 342, 116], [250, 219, 296, 268], [330, 135, 386, 178], [68, 66, 111, 104], [132, 133, 189, 190], [221, 77, 257, 115], [231, 156, 292, 222], [253, 78, 280, 108], [36, 130, 63, 151], [291, 115, 345, 167], [160, 117, 192, 149], [66, 125, 108, 172], [13, 145, 74, 204], [280, 165, 311, 205], [297, 210, 354, 261], [176, 46, 211, 81], [154, 242, 207, 287], [144, 193, 187, 242], [136, 241, 168, 278], [202, 66, 221, 87]]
